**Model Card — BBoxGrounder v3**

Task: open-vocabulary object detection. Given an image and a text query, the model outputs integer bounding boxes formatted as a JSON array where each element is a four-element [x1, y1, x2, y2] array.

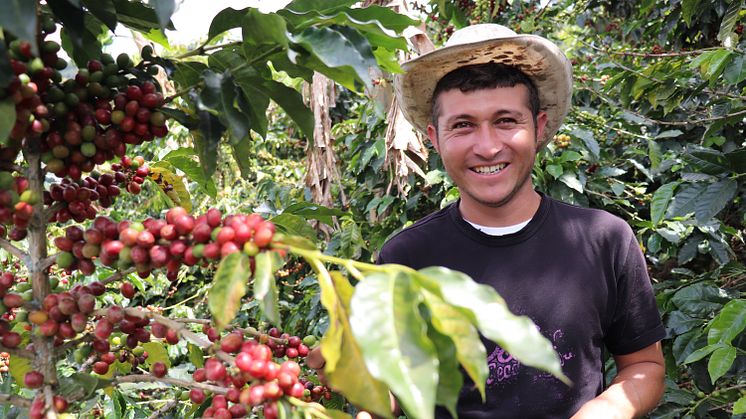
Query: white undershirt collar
[[465, 218, 531, 236]]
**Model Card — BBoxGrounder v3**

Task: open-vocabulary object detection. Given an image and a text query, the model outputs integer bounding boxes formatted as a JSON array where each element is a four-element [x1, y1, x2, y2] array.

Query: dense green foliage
[[0, 0, 744, 418]]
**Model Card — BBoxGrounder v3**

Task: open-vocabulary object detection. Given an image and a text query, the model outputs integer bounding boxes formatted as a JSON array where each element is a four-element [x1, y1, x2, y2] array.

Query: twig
[[174, 41, 243, 59], [0, 162, 24, 173], [576, 86, 746, 126], [0, 237, 27, 261], [77, 352, 99, 373], [56, 334, 93, 357], [0, 393, 32, 408], [40, 254, 57, 271], [101, 267, 137, 285], [42, 202, 65, 223], [44, 385, 57, 419], [172, 318, 288, 345], [0, 345, 34, 359], [147, 399, 180, 419], [114, 374, 228, 394]]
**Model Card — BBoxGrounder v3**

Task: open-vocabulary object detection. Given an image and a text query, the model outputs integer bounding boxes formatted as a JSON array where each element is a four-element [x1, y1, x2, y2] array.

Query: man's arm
[[571, 342, 665, 419]]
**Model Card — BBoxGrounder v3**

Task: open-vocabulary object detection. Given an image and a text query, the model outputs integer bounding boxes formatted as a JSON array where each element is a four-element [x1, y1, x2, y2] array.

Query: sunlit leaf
[[651, 182, 678, 225], [253, 251, 284, 325], [707, 345, 735, 383], [209, 252, 250, 330], [350, 271, 438, 418], [141, 342, 170, 368], [416, 267, 570, 385], [148, 164, 192, 211], [707, 299, 746, 345]]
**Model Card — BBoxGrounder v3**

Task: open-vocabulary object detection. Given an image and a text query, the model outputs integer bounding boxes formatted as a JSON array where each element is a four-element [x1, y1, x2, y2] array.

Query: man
[[311, 24, 665, 418]]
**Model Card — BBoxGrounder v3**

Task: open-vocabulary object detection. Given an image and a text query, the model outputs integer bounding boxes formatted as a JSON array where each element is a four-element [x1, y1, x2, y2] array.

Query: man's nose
[[472, 123, 504, 158]]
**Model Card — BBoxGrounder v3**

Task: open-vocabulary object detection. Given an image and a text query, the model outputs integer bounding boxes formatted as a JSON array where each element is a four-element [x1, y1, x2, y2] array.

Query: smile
[[472, 163, 507, 174]]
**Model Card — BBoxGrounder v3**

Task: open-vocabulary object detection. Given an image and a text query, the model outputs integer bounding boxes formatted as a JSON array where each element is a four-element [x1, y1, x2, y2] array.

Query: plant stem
[[101, 267, 137, 285], [0, 393, 32, 408], [114, 374, 229, 394], [0, 238, 26, 262], [22, 143, 57, 388], [283, 245, 394, 279]]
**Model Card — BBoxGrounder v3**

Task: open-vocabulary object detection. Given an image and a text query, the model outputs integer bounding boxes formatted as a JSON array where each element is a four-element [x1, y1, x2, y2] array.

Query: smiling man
[[377, 24, 667, 418]]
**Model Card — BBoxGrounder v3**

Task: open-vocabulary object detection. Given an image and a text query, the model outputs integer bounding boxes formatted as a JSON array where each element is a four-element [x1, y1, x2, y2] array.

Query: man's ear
[[427, 124, 440, 153], [535, 111, 549, 148]]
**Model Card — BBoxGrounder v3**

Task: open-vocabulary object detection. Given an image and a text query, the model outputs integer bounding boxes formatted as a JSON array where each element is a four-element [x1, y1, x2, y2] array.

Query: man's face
[[427, 85, 547, 213]]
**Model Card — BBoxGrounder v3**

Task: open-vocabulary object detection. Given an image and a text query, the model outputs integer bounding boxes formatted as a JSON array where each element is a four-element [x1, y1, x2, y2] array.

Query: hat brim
[[394, 34, 572, 148]]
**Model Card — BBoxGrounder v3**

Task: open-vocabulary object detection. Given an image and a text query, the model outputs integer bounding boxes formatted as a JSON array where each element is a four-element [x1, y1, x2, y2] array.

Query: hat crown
[[445, 24, 518, 48]]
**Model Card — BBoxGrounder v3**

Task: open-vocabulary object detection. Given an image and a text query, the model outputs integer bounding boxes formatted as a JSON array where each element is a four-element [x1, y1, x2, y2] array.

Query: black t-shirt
[[378, 195, 665, 418]]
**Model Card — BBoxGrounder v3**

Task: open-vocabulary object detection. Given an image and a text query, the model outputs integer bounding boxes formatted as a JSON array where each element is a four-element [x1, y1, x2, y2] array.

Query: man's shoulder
[[546, 196, 635, 243], [378, 204, 456, 263]]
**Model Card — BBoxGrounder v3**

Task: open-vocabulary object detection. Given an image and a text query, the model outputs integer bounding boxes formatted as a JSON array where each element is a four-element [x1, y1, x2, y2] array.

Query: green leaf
[[422, 290, 487, 401], [707, 299, 746, 345], [546, 164, 563, 179], [289, 26, 376, 90], [209, 252, 250, 330], [717, 0, 741, 45], [284, 0, 356, 14], [727, 148, 746, 173], [426, 323, 463, 418], [282, 202, 348, 225], [152, 0, 176, 29], [200, 70, 251, 144], [141, 342, 170, 368], [80, 0, 117, 30], [671, 283, 729, 317], [148, 164, 192, 211], [416, 267, 570, 385], [270, 213, 317, 239], [651, 182, 678, 225], [208, 7, 250, 43], [188, 343, 204, 368], [0, 100, 16, 145], [705, 50, 733, 84], [707, 345, 735, 383], [248, 79, 314, 139], [0, 0, 38, 56], [53, 2, 105, 66], [350, 271, 439, 419], [685, 147, 732, 175], [681, 0, 701, 26], [312, 266, 391, 418], [193, 111, 224, 178], [667, 183, 707, 219], [734, 395, 746, 415], [559, 173, 583, 193], [695, 178, 737, 223], [230, 138, 254, 179], [723, 54, 746, 84], [571, 128, 599, 160], [8, 355, 31, 388], [172, 61, 208, 88], [344, 6, 418, 33], [242, 9, 288, 47], [112, 0, 173, 32], [683, 342, 724, 364], [161, 149, 217, 198], [253, 251, 283, 326], [57, 373, 100, 399]]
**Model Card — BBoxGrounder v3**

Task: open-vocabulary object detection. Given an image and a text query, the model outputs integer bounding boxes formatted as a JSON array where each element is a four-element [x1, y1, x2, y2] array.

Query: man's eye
[[495, 118, 517, 125], [452, 121, 472, 129]]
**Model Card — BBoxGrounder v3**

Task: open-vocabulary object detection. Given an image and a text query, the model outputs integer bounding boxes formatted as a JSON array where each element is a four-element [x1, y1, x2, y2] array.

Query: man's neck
[[458, 189, 542, 227]]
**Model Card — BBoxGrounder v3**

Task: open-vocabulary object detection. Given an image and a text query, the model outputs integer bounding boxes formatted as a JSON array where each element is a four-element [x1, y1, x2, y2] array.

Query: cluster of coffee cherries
[[44, 156, 149, 224], [191, 327, 314, 419], [54, 207, 278, 281], [90, 307, 158, 375], [0, 172, 36, 241], [0, 271, 22, 348], [1, 27, 170, 182], [28, 393, 69, 419], [552, 134, 572, 149]]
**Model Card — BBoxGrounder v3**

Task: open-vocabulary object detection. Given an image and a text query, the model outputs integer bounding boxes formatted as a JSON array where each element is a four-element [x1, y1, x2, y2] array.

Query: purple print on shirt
[[486, 327, 575, 387]]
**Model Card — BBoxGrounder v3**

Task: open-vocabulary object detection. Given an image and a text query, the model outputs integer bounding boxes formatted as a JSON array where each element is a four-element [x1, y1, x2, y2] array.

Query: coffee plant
[[0, 1, 568, 418]]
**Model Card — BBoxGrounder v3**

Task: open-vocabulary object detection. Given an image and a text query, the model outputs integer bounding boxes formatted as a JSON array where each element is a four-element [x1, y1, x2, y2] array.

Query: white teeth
[[473, 163, 506, 174]]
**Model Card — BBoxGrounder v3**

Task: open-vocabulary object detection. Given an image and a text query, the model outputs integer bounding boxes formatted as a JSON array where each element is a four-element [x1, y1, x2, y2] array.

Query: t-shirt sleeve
[[604, 228, 666, 355]]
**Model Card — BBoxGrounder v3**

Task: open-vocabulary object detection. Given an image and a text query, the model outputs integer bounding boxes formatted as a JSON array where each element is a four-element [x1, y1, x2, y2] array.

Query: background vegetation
[[0, 0, 744, 418]]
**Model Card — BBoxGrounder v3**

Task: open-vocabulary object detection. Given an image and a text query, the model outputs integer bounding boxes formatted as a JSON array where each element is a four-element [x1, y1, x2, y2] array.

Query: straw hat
[[394, 24, 572, 148]]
